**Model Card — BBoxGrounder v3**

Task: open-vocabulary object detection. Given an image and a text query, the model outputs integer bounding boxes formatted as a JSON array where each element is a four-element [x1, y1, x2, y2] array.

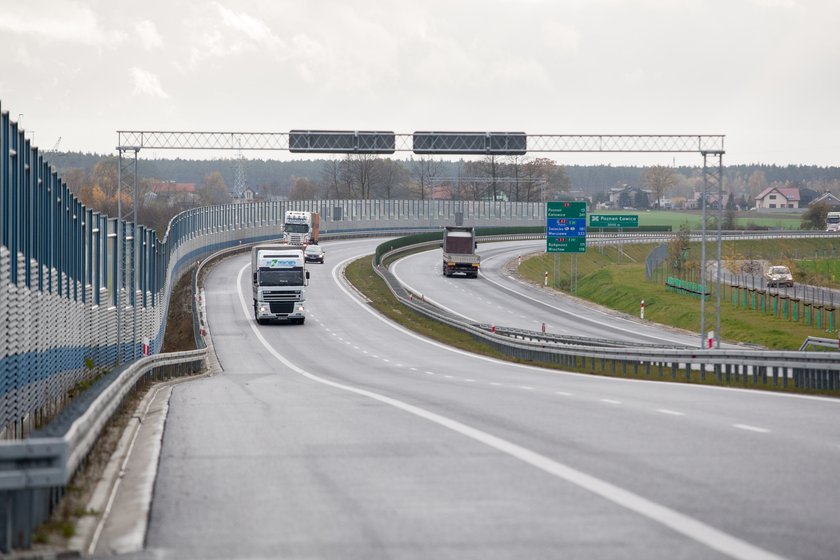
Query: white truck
[[826, 211, 840, 232], [441, 226, 480, 278], [283, 211, 320, 246], [251, 244, 309, 324]]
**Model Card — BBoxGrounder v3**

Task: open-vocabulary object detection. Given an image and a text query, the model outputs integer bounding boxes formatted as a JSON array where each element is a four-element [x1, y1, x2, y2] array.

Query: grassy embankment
[[518, 237, 839, 350]]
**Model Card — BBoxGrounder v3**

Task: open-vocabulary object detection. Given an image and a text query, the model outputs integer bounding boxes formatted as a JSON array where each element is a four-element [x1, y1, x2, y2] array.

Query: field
[[591, 209, 802, 230]]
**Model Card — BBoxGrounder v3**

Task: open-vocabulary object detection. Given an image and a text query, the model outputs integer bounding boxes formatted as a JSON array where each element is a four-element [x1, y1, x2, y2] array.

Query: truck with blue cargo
[[251, 244, 310, 324]]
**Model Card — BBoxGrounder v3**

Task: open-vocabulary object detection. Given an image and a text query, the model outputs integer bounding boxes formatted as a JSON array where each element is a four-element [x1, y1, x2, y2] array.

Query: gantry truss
[[117, 131, 724, 154]]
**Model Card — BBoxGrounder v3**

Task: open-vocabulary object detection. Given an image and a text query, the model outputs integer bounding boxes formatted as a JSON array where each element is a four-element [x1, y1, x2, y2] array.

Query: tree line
[[50, 152, 840, 236]]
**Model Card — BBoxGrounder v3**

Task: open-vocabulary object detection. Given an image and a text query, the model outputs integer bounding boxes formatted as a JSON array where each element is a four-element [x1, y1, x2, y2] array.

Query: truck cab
[[283, 211, 320, 246]]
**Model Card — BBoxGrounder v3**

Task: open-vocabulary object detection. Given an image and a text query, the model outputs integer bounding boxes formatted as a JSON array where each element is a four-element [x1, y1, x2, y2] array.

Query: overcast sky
[[1, 0, 838, 167]]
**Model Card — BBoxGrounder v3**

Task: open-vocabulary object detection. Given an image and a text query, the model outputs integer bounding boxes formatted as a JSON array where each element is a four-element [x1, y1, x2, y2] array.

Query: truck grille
[[269, 301, 295, 314], [263, 290, 301, 302]]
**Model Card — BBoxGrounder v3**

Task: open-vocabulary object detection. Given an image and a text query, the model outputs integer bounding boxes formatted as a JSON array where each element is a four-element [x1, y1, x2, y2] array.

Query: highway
[[122, 238, 840, 559], [391, 239, 728, 348]]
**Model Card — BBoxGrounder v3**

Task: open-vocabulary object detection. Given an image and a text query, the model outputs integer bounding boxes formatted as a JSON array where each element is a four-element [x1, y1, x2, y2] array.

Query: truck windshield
[[285, 224, 310, 233], [827, 214, 840, 224], [258, 269, 304, 286]]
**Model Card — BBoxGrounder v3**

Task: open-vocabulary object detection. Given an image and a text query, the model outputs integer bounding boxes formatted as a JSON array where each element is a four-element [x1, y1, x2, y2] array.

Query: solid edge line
[[236, 262, 786, 560]]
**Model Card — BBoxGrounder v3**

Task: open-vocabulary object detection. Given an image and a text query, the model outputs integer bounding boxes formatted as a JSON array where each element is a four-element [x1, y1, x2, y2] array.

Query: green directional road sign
[[589, 214, 639, 228], [547, 237, 586, 253], [546, 201, 587, 253]]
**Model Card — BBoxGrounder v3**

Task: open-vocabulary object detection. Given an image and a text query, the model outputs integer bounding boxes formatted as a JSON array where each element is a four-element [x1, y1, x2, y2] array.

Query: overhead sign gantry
[[116, 130, 725, 349]]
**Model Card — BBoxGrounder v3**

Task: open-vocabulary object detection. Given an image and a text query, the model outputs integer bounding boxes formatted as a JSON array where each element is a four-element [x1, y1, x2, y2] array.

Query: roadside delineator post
[[518, 255, 521, 267], [640, 299, 645, 319], [544, 271, 548, 287], [491, 324, 496, 333], [541, 322, 546, 333], [707, 330, 715, 349]]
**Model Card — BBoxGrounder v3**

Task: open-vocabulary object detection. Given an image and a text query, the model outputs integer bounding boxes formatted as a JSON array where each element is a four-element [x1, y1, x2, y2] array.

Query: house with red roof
[[147, 181, 198, 207], [754, 187, 800, 210]]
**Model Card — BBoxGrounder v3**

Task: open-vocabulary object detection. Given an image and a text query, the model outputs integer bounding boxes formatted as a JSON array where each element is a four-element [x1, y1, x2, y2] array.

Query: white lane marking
[[425, 371, 435, 375], [410, 368, 418, 371], [601, 399, 622, 405], [520, 386, 534, 390], [383, 359, 390, 363], [733, 424, 770, 434], [338, 253, 840, 405], [478, 253, 692, 346], [237, 263, 784, 560], [555, 391, 572, 396], [444, 375, 454, 379], [465, 379, 477, 382], [657, 409, 685, 416], [490, 382, 503, 386]]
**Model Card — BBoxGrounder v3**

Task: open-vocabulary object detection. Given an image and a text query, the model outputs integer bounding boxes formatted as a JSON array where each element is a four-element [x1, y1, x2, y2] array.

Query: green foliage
[[669, 224, 691, 272], [800, 201, 831, 230]]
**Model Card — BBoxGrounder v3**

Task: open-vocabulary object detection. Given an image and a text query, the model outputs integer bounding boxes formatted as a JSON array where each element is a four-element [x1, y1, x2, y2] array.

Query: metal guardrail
[[799, 336, 839, 351], [374, 238, 840, 393], [0, 349, 205, 550]]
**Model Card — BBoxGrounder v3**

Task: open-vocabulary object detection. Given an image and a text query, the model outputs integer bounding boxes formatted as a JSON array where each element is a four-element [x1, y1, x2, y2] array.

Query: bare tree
[[288, 177, 320, 200], [321, 160, 342, 199], [372, 158, 409, 199], [507, 155, 526, 201], [349, 154, 376, 199], [483, 155, 501, 201], [411, 156, 442, 200], [643, 165, 678, 209]]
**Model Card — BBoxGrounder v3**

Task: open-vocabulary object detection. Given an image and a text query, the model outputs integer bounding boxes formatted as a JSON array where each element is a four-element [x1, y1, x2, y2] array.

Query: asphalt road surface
[[391, 239, 737, 348], [114, 238, 840, 559]]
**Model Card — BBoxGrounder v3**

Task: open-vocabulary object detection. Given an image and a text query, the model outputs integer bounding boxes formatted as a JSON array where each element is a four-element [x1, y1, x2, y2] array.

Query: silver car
[[765, 265, 793, 288]]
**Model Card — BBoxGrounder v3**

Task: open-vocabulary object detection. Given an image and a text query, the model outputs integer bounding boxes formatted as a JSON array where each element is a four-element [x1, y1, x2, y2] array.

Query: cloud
[[135, 20, 163, 50], [186, 2, 290, 67], [131, 68, 169, 98], [212, 2, 285, 53], [0, 2, 126, 46], [748, 0, 797, 7]]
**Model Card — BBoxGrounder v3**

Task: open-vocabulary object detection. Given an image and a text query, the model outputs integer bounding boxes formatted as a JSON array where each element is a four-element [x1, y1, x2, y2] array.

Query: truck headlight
[[298, 305, 305, 312], [259, 305, 267, 313]]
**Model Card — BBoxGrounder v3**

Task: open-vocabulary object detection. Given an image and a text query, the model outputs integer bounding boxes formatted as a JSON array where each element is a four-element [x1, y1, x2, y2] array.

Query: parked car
[[304, 244, 325, 264], [765, 265, 793, 288]]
